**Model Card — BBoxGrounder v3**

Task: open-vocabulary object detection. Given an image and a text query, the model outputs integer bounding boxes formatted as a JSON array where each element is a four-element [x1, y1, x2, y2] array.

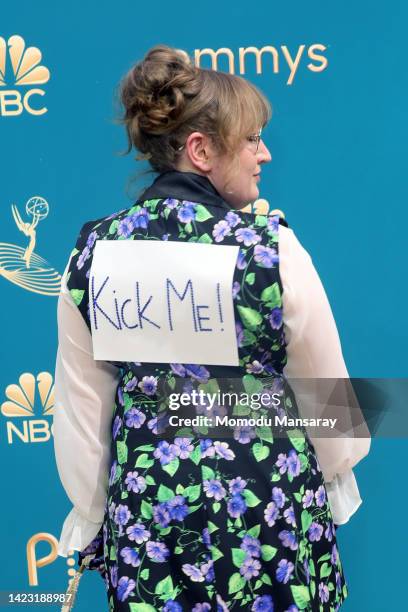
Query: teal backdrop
[[1, 1, 406, 610]]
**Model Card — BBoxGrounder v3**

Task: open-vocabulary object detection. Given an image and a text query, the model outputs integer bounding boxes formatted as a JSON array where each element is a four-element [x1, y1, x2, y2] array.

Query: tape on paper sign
[[89, 240, 240, 365]]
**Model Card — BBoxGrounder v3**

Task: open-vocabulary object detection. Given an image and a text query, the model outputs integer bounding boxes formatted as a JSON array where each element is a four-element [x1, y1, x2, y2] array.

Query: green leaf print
[[141, 500, 153, 519], [207, 521, 219, 534], [157, 484, 175, 502], [197, 233, 213, 243], [190, 445, 201, 465], [301, 510, 313, 533], [232, 548, 247, 567], [252, 442, 270, 462], [261, 573, 272, 585], [261, 545, 277, 561], [255, 425, 273, 443], [237, 305, 263, 331], [255, 214, 268, 227], [183, 484, 201, 502], [201, 465, 216, 480], [310, 579, 316, 599], [129, 604, 157, 612], [116, 441, 128, 465], [69, 288, 85, 306], [247, 524, 261, 538], [290, 585, 311, 610], [155, 575, 174, 595], [109, 545, 116, 561], [243, 374, 263, 395], [174, 547, 183, 554], [162, 458, 179, 477], [135, 453, 154, 469], [195, 204, 213, 222], [241, 329, 257, 346], [309, 558, 316, 577], [212, 502, 221, 513], [246, 272, 256, 285], [228, 572, 246, 594], [288, 428, 306, 452], [140, 568, 149, 580], [320, 562, 332, 578], [134, 444, 155, 452], [108, 219, 119, 234], [209, 545, 224, 561], [242, 489, 262, 507], [145, 198, 161, 212], [260, 282, 282, 308]]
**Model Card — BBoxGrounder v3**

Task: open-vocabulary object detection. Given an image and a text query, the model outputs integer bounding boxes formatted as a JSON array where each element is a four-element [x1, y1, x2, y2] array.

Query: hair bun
[[121, 45, 198, 135]]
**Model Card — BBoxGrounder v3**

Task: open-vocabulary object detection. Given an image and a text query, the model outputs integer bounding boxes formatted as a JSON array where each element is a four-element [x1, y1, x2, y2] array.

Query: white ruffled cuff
[[57, 508, 103, 558], [325, 469, 363, 525]]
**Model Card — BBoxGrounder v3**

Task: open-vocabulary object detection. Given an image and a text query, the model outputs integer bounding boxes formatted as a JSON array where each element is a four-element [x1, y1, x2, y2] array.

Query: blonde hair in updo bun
[[118, 44, 271, 183]]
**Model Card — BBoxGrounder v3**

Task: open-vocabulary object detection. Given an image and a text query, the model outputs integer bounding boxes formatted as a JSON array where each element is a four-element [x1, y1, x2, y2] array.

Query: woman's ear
[[184, 132, 214, 172]]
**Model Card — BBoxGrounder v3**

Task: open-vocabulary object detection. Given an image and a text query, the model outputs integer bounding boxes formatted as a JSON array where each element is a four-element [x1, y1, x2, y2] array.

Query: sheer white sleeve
[[279, 225, 371, 524], [53, 263, 120, 557]]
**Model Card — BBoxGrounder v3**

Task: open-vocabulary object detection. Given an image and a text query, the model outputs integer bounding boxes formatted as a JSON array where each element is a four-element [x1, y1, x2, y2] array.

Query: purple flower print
[[302, 489, 314, 508], [227, 494, 247, 518], [252, 594, 274, 611], [114, 504, 131, 526], [120, 547, 140, 567], [233, 424, 256, 444], [264, 501, 279, 526], [225, 211, 241, 227], [254, 244, 279, 267], [213, 441, 235, 460], [267, 216, 279, 233], [246, 360, 264, 374], [212, 219, 232, 242], [126, 522, 151, 544], [235, 322, 245, 347], [192, 604, 211, 612], [163, 197, 179, 209], [118, 217, 133, 238], [276, 559, 294, 584], [125, 471, 146, 493], [167, 495, 189, 521], [131, 207, 149, 229], [173, 437, 194, 459], [235, 227, 261, 247], [241, 535, 261, 557], [331, 543, 338, 565], [170, 363, 187, 377], [138, 375, 158, 395], [325, 523, 334, 542], [315, 485, 326, 507], [278, 530, 298, 550], [272, 486, 286, 509], [308, 522, 324, 542], [200, 558, 215, 582], [202, 528, 211, 547], [118, 386, 124, 406], [125, 408, 146, 429], [77, 246, 91, 270], [178, 202, 196, 223], [184, 364, 210, 383], [199, 438, 215, 458], [117, 576, 136, 602], [124, 376, 138, 391], [109, 564, 118, 588], [182, 564, 205, 582], [147, 412, 169, 435], [153, 503, 171, 528], [112, 416, 122, 440], [86, 230, 98, 248], [287, 449, 301, 477], [163, 601, 182, 612], [284, 504, 297, 527], [232, 281, 241, 298], [146, 541, 170, 562], [276, 453, 288, 474], [154, 440, 178, 465], [269, 307, 283, 330], [237, 249, 247, 269], [319, 582, 330, 603], [240, 557, 261, 579], [228, 476, 247, 494], [203, 479, 227, 501]]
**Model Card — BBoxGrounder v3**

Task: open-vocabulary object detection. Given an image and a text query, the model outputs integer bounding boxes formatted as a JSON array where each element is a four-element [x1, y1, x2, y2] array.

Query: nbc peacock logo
[[0, 34, 50, 116], [0, 195, 61, 295], [1, 372, 55, 444]]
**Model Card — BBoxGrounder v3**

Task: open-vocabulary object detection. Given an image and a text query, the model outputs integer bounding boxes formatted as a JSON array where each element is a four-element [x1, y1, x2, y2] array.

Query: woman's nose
[[258, 140, 272, 163]]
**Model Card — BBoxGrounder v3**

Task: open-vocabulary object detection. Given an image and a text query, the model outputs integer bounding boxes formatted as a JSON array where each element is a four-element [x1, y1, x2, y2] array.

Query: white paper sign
[[89, 240, 240, 365]]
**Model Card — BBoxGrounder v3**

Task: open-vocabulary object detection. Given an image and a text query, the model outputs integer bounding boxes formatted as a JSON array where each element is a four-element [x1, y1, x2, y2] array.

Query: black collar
[[138, 170, 231, 210]]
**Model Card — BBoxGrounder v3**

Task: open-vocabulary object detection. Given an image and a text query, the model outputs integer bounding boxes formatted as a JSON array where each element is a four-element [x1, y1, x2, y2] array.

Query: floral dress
[[67, 171, 348, 611]]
